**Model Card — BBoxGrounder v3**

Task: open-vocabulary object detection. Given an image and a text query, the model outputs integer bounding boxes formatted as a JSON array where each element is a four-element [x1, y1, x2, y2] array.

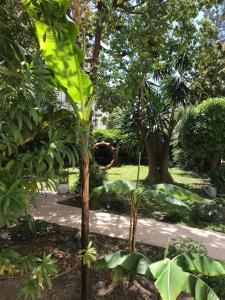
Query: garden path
[[30, 193, 225, 260]]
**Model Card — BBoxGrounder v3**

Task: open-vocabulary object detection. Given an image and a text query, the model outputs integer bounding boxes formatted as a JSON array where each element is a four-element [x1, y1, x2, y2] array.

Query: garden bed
[[0, 222, 164, 300]]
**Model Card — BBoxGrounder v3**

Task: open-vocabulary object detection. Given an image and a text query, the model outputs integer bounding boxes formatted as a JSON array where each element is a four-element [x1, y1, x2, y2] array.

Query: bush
[[74, 161, 107, 194], [210, 164, 225, 193], [58, 170, 69, 184], [189, 201, 225, 225], [92, 192, 129, 213], [179, 98, 225, 172], [164, 236, 207, 259], [11, 215, 52, 241]]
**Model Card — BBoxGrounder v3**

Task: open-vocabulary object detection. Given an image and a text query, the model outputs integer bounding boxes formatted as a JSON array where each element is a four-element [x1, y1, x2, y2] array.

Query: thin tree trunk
[[81, 131, 90, 300], [131, 207, 138, 252], [129, 200, 133, 250]]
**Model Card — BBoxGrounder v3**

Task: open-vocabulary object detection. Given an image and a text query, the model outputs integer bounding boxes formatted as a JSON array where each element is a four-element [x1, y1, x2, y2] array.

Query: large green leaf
[[92, 180, 135, 198], [184, 274, 220, 300], [96, 251, 151, 279], [174, 252, 225, 276], [97, 251, 222, 300], [146, 183, 204, 207], [149, 258, 189, 300], [22, 0, 93, 120]]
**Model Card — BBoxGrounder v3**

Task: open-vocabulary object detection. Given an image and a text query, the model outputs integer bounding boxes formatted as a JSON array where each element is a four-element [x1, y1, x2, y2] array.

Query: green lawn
[[68, 165, 208, 187], [107, 165, 209, 193], [67, 164, 209, 195]]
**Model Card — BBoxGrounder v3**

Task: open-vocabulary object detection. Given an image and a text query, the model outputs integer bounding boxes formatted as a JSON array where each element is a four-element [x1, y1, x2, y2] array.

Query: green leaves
[[184, 275, 220, 300], [149, 258, 189, 300], [148, 183, 202, 205], [97, 251, 225, 300], [22, 0, 93, 120], [0, 180, 29, 227], [175, 252, 225, 276], [93, 180, 195, 208], [96, 251, 151, 281], [77, 241, 97, 268], [0, 249, 57, 300], [92, 180, 135, 198]]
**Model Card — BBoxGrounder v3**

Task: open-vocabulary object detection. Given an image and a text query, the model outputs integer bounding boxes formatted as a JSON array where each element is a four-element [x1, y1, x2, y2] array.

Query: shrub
[[164, 236, 207, 259], [93, 192, 129, 213], [11, 215, 52, 241], [93, 129, 120, 146], [74, 161, 107, 194], [189, 201, 225, 224], [209, 164, 225, 193], [179, 98, 225, 172], [58, 170, 69, 184]]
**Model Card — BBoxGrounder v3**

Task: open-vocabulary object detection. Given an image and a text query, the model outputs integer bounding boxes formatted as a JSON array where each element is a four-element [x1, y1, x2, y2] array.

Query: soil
[[0, 223, 164, 300]]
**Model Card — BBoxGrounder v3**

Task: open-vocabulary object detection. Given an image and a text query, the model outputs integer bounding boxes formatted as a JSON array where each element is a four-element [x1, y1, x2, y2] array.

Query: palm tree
[[122, 63, 191, 184]]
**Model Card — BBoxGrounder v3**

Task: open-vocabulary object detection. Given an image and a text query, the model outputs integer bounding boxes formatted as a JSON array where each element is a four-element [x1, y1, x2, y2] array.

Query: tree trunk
[[159, 141, 173, 183], [145, 139, 173, 184], [80, 131, 90, 300], [145, 140, 160, 183]]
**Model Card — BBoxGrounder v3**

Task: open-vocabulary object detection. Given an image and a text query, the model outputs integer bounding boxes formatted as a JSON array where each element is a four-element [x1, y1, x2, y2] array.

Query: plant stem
[[80, 128, 90, 300], [136, 151, 141, 188]]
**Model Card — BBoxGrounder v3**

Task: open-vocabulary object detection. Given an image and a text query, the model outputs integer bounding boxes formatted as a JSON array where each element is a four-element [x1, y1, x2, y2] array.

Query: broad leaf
[[184, 274, 219, 300], [150, 184, 202, 202], [146, 183, 204, 208], [93, 180, 135, 198], [22, 0, 93, 120], [96, 251, 151, 279], [174, 252, 225, 276], [149, 258, 189, 300]]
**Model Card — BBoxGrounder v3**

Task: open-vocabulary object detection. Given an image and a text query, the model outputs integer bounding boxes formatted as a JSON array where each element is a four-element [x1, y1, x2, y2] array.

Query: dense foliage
[[97, 250, 225, 299], [210, 164, 225, 193], [179, 98, 225, 172], [93, 129, 146, 164], [0, 0, 79, 297]]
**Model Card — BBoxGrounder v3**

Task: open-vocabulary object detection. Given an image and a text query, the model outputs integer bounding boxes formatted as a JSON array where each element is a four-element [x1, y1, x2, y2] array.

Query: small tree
[[22, 1, 94, 298]]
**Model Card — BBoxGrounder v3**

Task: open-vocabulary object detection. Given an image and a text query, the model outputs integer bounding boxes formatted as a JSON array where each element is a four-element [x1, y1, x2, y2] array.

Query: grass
[[67, 165, 209, 192], [107, 165, 209, 193]]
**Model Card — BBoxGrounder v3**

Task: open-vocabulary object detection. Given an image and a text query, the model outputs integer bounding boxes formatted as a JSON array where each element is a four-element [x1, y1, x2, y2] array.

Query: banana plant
[[96, 250, 225, 300], [22, 1, 93, 299], [93, 181, 193, 252]]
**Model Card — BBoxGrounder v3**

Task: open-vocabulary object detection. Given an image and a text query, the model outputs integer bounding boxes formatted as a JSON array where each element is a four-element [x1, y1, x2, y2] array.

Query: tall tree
[[96, 0, 222, 183]]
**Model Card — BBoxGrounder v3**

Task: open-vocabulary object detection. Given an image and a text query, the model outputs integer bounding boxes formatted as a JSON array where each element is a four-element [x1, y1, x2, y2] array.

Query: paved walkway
[[30, 193, 225, 260]]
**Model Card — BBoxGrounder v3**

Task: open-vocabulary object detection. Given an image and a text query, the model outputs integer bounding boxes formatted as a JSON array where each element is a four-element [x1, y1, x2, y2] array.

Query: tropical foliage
[[0, 250, 57, 300], [22, 1, 94, 298], [97, 250, 225, 300], [0, 1, 80, 298]]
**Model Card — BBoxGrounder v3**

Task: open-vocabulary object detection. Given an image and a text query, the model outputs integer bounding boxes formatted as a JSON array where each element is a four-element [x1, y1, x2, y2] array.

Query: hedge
[[180, 97, 225, 172]]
